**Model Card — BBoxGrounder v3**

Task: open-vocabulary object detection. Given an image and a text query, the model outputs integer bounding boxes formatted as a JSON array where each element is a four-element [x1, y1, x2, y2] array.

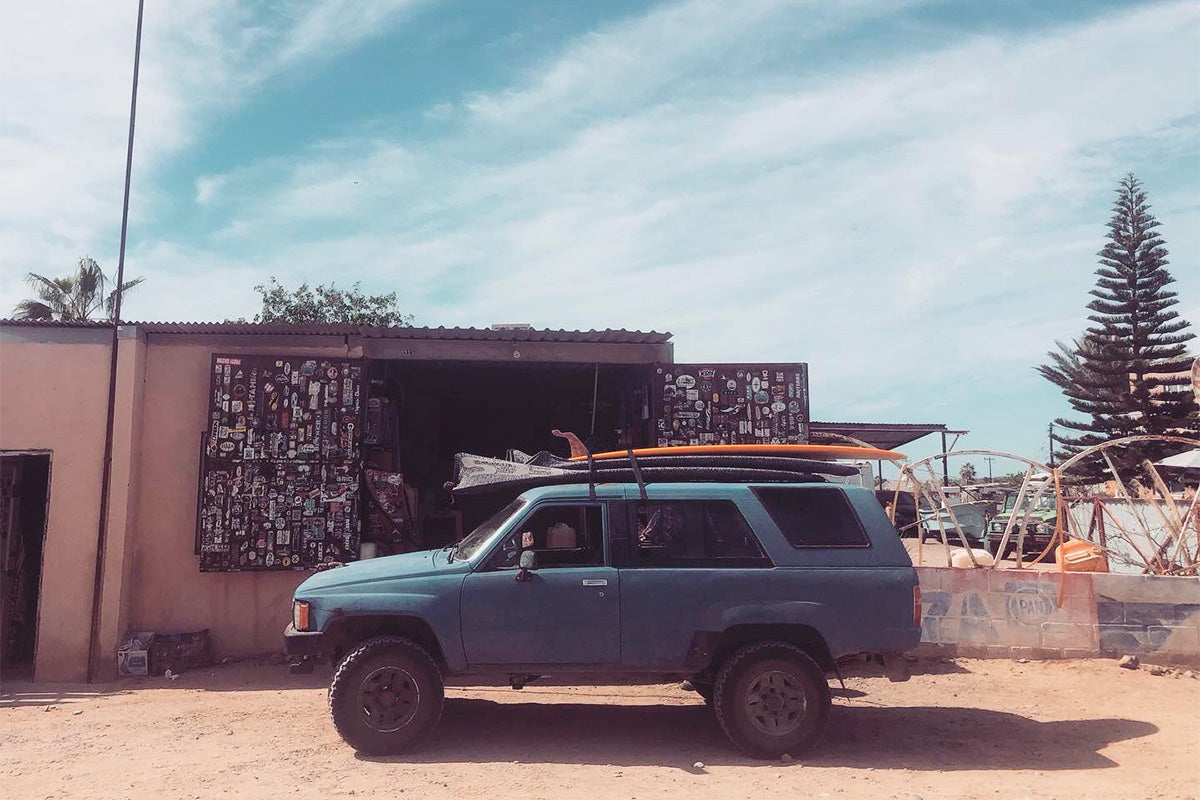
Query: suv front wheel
[[712, 641, 831, 758], [328, 635, 445, 755]]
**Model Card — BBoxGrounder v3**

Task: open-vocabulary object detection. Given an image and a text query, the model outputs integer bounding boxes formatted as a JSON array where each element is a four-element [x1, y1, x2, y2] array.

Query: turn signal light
[[293, 601, 310, 632]]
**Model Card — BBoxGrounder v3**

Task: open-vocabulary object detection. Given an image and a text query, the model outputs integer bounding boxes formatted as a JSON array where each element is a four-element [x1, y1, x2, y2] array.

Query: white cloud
[[0, 0, 425, 317], [177, 0, 1197, 431], [2, 0, 1196, 453]]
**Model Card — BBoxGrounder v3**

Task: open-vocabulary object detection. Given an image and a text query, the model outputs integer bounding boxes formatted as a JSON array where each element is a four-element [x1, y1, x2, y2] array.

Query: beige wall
[[128, 337, 351, 660], [0, 330, 111, 681], [3, 325, 667, 681]]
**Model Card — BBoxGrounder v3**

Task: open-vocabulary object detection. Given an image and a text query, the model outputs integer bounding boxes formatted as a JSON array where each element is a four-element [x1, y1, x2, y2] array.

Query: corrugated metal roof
[[0, 318, 672, 344], [0, 318, 113, 328], [812, 421, 948, 430]]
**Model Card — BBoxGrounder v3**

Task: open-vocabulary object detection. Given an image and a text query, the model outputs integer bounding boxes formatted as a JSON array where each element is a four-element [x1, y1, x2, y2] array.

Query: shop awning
[[810, 421, 949, 451]]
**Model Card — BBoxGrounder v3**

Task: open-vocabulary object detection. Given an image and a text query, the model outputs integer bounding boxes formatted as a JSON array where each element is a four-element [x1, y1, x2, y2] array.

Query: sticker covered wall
[[197, 355, 364, 572], [653, 363, 809, 446]]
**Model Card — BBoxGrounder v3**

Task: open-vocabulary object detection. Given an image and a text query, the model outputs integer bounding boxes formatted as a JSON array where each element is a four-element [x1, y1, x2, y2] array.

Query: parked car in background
[[984, 489, 1057, 560], [917, 500, 991, 548], [285, 481, 921, 759]]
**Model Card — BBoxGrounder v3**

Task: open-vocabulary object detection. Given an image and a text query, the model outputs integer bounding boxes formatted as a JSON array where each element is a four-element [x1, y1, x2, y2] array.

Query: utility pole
[[88, 0, 145, 683], [983, 456, 995, 481], [1048, 422, 1056, 469], [940, 430, 949, 485]]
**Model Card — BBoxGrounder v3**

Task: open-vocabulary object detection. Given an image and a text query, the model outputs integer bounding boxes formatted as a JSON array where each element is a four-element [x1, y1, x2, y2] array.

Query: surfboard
[[569, 443, 906, 463]]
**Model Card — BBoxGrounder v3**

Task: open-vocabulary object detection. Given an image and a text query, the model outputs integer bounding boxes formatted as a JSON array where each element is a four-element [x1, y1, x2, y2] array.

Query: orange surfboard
[[570, 444, 906, 463]]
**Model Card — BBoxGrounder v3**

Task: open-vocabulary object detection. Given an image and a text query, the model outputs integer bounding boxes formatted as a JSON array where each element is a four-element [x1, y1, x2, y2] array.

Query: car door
[[459, 501, 620, 666]]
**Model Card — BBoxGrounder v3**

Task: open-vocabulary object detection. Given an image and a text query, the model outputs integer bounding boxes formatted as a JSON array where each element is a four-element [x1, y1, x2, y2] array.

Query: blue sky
[[1, 0, 1197, 472]]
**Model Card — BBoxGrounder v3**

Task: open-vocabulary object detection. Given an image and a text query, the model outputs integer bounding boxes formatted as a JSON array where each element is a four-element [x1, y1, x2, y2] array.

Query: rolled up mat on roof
[[451, 453, 830, 496]]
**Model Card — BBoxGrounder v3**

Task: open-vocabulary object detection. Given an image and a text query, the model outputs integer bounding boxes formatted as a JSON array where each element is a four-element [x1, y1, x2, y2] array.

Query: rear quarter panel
[[618, 484, 919, 668]]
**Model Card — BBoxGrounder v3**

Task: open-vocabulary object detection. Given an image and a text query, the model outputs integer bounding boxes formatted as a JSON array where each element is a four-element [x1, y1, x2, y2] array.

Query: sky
[[1, 0, 1197, 474]]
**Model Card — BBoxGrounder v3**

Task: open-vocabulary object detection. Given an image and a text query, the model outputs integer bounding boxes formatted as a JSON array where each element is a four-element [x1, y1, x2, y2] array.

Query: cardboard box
[[117, 632, 155, 676]]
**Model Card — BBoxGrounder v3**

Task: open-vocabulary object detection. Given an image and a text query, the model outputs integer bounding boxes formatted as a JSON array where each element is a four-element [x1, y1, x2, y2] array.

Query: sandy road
[[2, 657, 1197, 800]]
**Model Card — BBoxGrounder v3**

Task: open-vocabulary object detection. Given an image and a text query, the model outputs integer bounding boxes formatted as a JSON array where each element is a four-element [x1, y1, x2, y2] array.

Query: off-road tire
[[712, 641, 831, 759], [328, 635, 444, 755]]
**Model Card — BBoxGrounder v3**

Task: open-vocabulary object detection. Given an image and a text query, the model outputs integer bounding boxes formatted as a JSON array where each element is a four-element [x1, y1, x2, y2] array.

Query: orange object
[[569, 444, 906, 462], [1056, 539, 1109, 572]]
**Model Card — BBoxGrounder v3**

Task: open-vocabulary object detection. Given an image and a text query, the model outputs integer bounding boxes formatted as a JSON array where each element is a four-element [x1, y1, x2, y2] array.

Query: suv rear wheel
[[712, 641, 831, 758], [328, 635, 444, 755]]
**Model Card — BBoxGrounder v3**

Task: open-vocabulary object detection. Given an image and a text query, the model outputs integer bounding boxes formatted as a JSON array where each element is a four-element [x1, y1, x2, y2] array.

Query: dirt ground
[[2, 657, 1197, 800]]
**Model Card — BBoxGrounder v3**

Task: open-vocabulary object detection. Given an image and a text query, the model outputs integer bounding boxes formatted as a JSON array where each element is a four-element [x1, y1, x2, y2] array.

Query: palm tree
[[12, 257, 144, 321]]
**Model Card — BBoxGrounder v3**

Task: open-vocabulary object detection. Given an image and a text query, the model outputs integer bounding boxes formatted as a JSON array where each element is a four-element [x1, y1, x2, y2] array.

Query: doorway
[[1, 452, 50, 680]]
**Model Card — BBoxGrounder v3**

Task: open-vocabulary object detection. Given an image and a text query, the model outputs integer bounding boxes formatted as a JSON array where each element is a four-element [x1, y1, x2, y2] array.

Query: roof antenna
[[585, 441, 597, 501], [627, 446, 648, 501]]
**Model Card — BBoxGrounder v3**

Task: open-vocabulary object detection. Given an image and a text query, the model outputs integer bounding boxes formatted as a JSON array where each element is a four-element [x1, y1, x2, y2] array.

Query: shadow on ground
[[0, 689, 129, 709], [357, 699, 1156, 771]]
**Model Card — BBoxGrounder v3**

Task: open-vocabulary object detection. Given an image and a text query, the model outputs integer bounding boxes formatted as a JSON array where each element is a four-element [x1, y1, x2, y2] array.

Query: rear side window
[[755, 487, 870, 548], [631, 500, 771, 567]]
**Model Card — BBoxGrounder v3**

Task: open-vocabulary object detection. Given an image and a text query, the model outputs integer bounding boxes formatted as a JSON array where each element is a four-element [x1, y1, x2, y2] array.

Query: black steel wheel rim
[[357, 666, 420, 732], [744, 668, 807, 736]]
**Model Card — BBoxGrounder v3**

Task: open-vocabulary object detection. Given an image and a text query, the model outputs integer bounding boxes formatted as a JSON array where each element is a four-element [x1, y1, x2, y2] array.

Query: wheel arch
[[709, 624, 835, 674], [325, 614, 448, 669]]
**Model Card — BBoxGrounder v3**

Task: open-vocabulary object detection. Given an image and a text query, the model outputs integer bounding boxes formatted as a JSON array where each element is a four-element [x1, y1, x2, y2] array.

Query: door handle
[[581, 579, 608, 587]]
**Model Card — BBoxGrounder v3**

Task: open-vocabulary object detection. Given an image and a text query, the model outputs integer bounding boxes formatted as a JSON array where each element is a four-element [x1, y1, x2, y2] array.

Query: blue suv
[[285, 481, 920, 758]]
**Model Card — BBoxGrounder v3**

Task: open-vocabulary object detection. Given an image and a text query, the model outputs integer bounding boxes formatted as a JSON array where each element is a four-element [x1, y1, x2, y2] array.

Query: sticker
[[698, 369, 716, 379], [676, 375, 697, 389], [772, 401, 787, 412], [751, 377, 761, 392], [726, 379, 737, 390], [694, 400, 706, 410], [686, 389, 699, 401], [754, 391, 769, 404]]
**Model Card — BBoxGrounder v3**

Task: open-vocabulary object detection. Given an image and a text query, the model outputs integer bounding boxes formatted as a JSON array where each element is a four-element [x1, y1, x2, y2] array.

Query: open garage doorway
[[1, 452, 50, 680]]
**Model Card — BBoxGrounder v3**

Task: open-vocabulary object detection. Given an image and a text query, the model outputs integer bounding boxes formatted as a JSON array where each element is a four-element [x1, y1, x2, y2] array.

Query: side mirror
[[516, 549, 537, 582]]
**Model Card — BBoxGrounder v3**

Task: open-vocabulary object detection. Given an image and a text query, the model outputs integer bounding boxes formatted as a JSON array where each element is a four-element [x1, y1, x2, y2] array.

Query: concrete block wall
[[915, 567, 1200, 664], [1092, 573, 1200, 659]]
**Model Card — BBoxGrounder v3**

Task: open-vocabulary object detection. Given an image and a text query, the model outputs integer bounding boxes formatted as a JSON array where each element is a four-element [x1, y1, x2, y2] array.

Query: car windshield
[[1003, 491, 1056, 514], [452, 498, 526, 562]]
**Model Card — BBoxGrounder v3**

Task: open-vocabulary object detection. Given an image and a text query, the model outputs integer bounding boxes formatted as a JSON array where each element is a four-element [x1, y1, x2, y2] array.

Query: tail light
[[913, 585, 922, 626]]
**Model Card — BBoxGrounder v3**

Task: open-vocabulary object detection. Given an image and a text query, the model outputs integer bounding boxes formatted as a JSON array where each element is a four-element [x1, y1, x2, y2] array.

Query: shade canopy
[[1155, 447, 1200, 470]]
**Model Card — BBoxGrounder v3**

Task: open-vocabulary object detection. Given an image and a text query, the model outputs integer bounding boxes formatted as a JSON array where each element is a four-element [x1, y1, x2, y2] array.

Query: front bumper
[[283, 624, 325, 657]]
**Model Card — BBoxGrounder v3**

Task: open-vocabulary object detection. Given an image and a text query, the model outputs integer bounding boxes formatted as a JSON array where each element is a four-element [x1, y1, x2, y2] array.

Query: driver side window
[[485, 504, 605, 571]]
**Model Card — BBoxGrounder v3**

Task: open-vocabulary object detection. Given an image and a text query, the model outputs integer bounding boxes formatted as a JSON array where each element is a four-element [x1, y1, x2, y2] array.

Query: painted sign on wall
[[197, 354, 363, 572], [652, 362, 809, 446]]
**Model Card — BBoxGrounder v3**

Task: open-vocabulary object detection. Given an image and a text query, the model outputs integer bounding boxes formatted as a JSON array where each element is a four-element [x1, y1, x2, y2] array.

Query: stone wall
[[916, 567, 1200, 664]]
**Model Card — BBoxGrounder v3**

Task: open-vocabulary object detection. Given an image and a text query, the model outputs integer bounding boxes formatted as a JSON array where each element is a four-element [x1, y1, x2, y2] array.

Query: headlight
[[293, 601, 311, 631]]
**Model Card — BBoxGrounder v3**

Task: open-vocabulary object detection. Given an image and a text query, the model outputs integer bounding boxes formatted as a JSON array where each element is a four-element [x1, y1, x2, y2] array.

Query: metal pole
[[87, 0, 144, 683], [589, 363, 599, 438], [940, 430, 949, 485], [1048, 422, 1056, 469]]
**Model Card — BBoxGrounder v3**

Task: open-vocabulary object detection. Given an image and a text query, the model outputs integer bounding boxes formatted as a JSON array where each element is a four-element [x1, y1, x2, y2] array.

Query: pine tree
[[1038, 174, 1197, 482]]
